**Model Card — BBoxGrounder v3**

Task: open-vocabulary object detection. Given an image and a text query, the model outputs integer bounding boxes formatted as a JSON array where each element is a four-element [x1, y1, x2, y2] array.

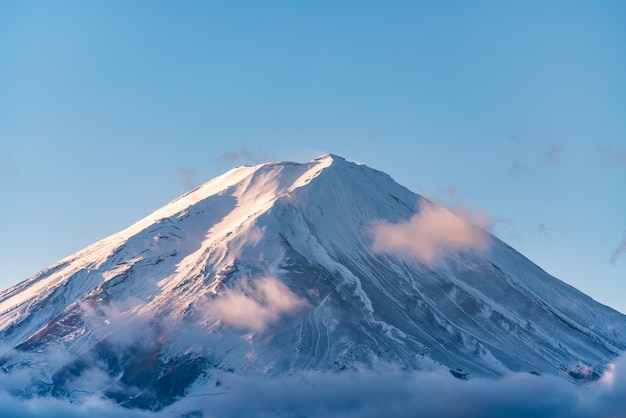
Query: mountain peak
[[1, 154, 626, 412], [314, 153, 347, 162]]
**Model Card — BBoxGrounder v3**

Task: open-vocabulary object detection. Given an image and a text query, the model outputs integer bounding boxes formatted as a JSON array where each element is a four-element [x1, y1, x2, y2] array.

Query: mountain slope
[[1, 154, 625, 409]]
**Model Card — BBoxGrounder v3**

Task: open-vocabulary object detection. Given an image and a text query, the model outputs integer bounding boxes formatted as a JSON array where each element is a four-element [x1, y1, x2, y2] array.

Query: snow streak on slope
[[1, 154, 625, 412], [0, 158, 329, 337]]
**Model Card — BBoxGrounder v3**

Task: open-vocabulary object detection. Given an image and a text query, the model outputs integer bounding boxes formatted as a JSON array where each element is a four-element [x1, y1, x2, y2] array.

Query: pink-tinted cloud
[[610, 234, 626, 266], [371, 202, 491, 265], [545, 142, 562, 164], [210, 277, 308, 331]]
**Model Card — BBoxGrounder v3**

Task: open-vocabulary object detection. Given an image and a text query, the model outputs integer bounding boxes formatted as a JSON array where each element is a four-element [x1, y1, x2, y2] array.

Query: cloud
[[218, 142, 273, 165], [162, 354, 626, 418], [610, 234, 626, 266], [371, 202, 491, 265], [600, 144, 626, 165], [2, 356, 626, 418], [509, 131, 524, 144], [218, 141, 256, 163], [1, 155, 19, 176], [207, 277, 308, 331], [490, 215, 520, 243], [439, 188, 518, 242], [545, 142, 562, 164], [0, 341, 152, 417], [79, 298, 174, 350], [0, 392, 153, 418], [3, 306, 626, 418], [509, 160, 523, 174], [179, 166, 197, 192]]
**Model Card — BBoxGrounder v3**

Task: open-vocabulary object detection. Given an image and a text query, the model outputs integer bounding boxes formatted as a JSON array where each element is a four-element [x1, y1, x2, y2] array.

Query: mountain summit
[[1, 154, 625, 410]]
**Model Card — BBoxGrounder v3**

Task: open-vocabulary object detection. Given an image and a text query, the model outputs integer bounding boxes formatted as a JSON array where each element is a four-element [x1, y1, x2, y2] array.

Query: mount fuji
[[1, 154, 625, 412]]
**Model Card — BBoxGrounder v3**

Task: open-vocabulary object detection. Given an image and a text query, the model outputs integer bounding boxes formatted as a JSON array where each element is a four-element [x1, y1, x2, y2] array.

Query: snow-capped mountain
[[1, 154, 625, 410]]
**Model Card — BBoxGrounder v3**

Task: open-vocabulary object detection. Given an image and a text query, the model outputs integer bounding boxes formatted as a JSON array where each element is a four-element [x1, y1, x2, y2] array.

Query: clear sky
[[1, 1, 625, 312]]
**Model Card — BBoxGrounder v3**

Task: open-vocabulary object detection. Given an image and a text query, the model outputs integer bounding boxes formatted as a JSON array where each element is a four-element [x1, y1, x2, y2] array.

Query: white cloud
[[371, 202, 491, 265], [208, 277, 308, 332], [2, 360, 626, 418], [80, 298, 157, 347], [2, 328, 626, 417], [163, 354, 626, 418], [0, 392, 153, 418]]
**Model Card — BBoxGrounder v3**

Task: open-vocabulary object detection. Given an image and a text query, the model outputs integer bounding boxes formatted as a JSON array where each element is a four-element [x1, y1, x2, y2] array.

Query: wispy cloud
[[219, 140, 270, 161], [371, 202, 491, 266], [218, 142, 273, 165], [166, 354, 626, 418], [440, 188, 517, 242], [0, 392, 152, 418], [2, 356, 626, 417], [207, 277, 308, 331], [1, 155, 19, 176], [509, 160, 523, 174], [610, 234, 626, 266], [490, 215, 520, 243], [178, 166, 197, 192], [219, 141, 253, 163], [80, 298, 159, 347], [508, 129, 524, 144], [600, 144, 626, 165], [2, 299, 626, 417], [545, 141, 562, 164]]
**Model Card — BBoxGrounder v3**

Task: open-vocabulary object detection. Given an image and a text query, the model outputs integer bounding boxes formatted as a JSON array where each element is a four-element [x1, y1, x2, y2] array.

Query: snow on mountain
[[1, 154, 625, 411]]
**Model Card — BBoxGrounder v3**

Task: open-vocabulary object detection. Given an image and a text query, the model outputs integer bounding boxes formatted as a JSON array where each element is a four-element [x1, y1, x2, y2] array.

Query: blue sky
[[1, 1, 625, 311]]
